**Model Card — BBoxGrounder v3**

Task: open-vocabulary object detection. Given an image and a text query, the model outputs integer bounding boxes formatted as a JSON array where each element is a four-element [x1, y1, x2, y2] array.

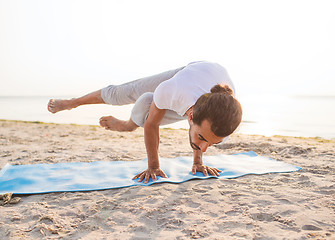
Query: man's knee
[[100, 85, 137, 105], [130, 92, 153, 127]]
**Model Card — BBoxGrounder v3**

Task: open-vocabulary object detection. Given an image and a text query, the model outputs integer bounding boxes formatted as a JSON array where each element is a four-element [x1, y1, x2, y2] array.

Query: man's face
[[188, 119, 224, 152]]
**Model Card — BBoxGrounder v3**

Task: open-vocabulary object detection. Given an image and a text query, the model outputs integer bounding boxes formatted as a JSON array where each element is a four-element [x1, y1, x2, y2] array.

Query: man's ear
[[187, 109, 194, 123]]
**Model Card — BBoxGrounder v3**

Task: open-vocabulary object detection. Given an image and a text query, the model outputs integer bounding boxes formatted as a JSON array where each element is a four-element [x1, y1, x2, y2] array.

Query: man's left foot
[[99, 116, 138, 132]]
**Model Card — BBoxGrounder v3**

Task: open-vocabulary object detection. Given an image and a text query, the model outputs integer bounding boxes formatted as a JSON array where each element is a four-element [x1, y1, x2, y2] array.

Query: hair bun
[[210, 84, 233, 96]]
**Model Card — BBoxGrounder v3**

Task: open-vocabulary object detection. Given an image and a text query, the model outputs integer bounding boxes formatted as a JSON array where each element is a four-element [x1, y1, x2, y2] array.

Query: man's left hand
[[192, 164, 222, 177]]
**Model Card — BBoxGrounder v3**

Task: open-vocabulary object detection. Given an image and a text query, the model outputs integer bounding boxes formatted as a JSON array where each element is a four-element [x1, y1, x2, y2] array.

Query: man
[[48, 61, 242, 183]]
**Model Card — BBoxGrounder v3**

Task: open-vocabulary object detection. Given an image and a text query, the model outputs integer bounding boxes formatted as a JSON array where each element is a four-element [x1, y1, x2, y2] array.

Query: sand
[[0, 119, 334, 239]]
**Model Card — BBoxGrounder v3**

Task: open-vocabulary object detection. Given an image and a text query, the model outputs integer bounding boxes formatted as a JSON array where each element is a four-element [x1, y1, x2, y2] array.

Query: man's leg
[[48, 66, 184, 114], [48, 66, 185, 131], [47, 90, 104, 113]]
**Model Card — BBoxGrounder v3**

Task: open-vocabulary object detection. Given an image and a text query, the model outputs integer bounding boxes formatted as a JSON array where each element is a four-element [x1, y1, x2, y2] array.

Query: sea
[[0, 95, 334, 140]]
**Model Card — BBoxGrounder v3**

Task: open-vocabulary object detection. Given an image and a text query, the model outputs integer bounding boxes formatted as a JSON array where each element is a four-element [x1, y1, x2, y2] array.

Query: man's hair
[[193, 84, 242, 137]]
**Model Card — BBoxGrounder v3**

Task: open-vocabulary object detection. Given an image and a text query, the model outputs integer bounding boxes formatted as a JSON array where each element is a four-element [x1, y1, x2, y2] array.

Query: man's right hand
[[133, 168, 168, 184]]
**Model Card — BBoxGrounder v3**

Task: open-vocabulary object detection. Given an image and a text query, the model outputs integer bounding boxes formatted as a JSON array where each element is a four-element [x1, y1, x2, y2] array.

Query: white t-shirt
[[153, 61, 235, 116]]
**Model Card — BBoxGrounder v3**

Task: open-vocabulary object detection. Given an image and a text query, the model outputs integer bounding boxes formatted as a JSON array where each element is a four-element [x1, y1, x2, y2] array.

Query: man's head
[[188, 84, 242, 152]]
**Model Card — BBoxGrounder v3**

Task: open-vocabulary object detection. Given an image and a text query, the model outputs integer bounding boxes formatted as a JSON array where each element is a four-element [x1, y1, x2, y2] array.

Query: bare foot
[[47, 99, 77, 114], [99, 116, 138, 132]]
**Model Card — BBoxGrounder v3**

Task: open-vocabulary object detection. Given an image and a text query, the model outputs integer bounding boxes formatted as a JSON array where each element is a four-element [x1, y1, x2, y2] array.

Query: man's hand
[[133, 168, 168, 184], [192, 163, 222, 177]]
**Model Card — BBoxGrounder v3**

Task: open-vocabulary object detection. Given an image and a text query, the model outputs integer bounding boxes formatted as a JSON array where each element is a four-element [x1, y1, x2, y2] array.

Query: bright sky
[[1, 0, 334, 97]]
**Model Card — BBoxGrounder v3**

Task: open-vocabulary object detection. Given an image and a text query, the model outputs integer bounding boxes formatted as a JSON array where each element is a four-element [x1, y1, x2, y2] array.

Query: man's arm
[[193, 149, 203, 165], [133, 101, 168, 183], [192, 149, 222, 176]]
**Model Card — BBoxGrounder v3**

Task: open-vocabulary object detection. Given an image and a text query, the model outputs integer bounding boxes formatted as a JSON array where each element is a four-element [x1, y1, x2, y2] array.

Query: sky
[[1, 0, 335, 97]]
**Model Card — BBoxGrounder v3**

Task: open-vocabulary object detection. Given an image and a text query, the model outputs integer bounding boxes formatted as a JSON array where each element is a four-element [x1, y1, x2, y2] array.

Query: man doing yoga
[[47, 61, 242, 183]]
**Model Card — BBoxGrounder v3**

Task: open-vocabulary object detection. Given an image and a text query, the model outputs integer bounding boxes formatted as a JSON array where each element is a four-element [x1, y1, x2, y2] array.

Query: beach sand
[[0, 119, 334, 239]]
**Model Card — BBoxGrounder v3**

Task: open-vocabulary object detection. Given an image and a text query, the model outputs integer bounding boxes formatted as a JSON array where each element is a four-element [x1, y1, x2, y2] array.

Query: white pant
[[101, 66, 187, 127]]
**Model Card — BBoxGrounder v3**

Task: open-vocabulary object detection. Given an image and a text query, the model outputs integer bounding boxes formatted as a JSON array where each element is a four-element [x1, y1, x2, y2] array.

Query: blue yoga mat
[[0, 151, 301, 194]]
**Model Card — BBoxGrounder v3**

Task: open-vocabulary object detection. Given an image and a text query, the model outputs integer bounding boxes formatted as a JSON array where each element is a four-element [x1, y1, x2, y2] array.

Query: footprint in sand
[[302, 225, 322, 231]]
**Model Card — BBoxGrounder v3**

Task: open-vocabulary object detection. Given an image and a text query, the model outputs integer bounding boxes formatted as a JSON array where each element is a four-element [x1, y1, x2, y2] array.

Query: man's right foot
[[47, 99, 76, 114]]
